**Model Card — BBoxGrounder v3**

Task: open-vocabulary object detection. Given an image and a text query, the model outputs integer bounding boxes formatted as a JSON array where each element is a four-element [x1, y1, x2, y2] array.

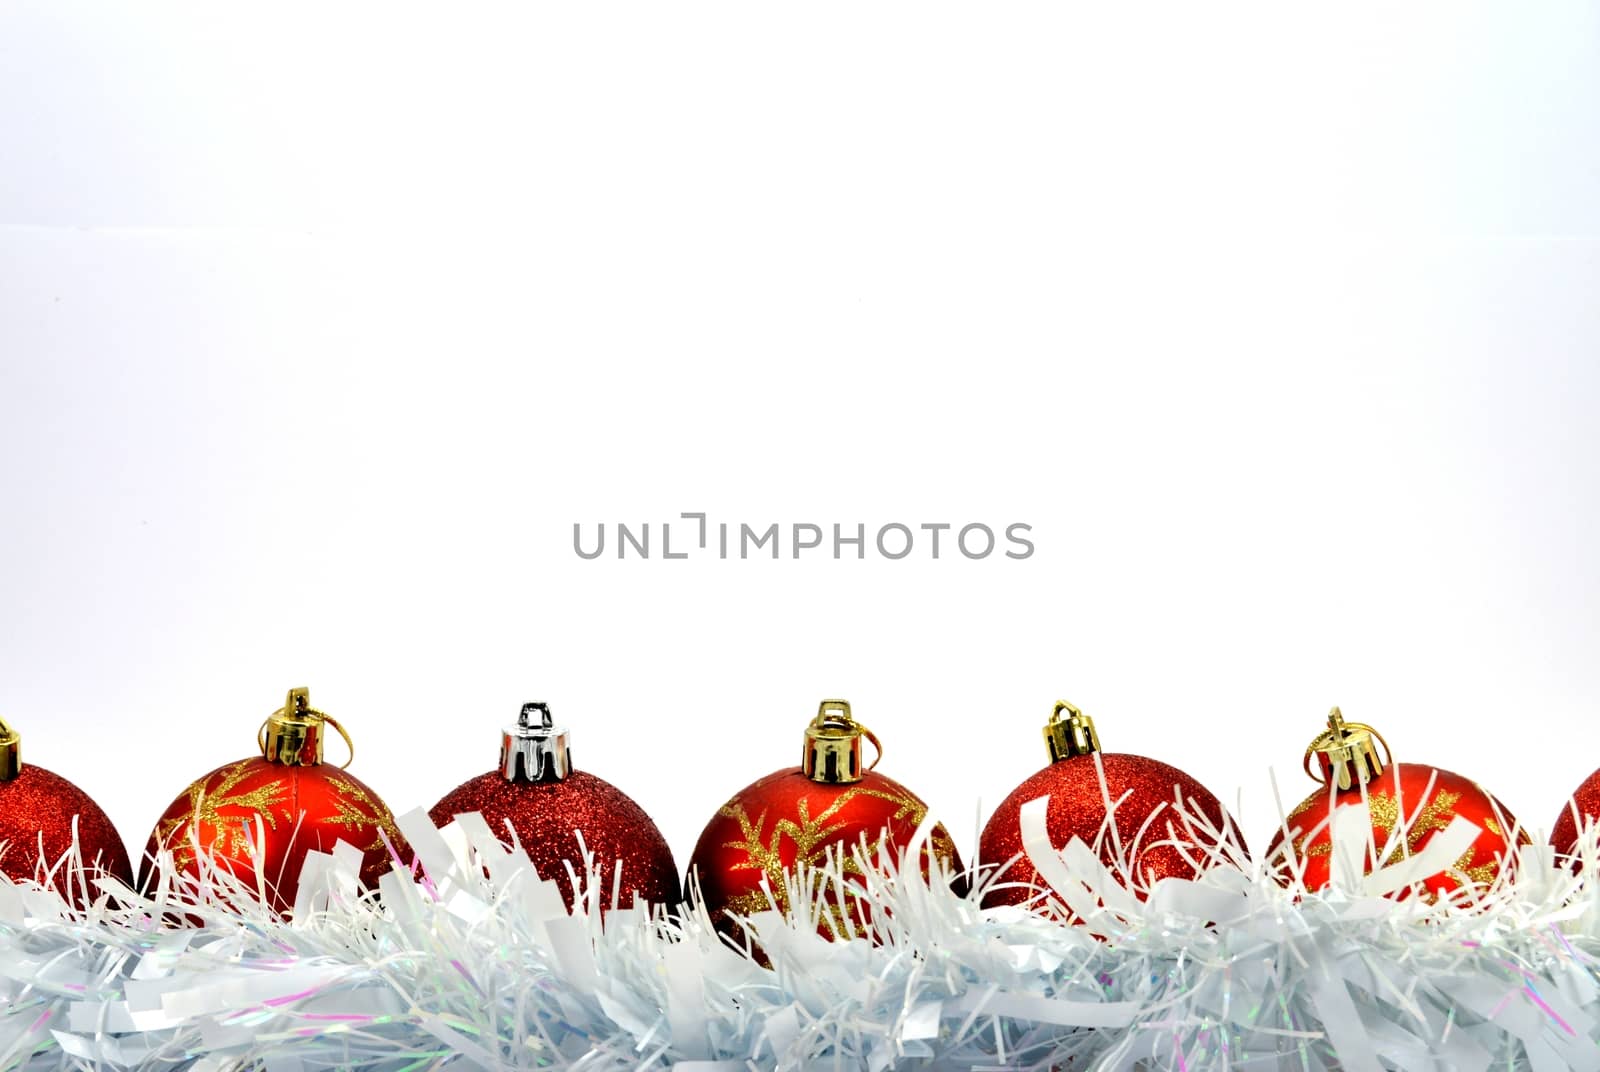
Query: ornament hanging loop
[[803, 699, 881, 785], [259, 687, 354, 769], [322, 715, 355, 770], [1303, 706, 1391, 790], [518, 701, 556, 731]]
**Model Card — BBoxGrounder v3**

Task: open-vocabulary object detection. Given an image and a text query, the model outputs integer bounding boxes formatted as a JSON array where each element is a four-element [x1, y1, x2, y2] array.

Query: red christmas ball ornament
[[430, 701, 679, 913], [141, 687, 406, 915], [978, 700, 1244, 912], [0, 714, 134, 907], [1266, 707, 1526, 899], [1551, 769, 1600, 862], [686, 699, 962, 942]]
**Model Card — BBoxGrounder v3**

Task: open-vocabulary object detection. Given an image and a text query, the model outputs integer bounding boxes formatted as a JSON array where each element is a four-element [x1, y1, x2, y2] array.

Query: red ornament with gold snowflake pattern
[[1265, 707, 1526, 899], [140, 687, 406, 915], [686, 700, 962, 944]]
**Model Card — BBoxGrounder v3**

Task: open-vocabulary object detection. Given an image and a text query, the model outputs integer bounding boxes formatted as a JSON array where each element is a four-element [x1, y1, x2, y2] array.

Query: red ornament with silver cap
[[429, 701, 679, 912]]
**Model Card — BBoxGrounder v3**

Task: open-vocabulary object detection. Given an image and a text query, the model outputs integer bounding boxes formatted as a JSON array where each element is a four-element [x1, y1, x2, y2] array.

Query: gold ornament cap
[[0, 717, 19, 782], [1043, 700, 1101, 763], [802, 699, 881, 784], [1303, 706, 1391, 790], [501, 701, 572, 783], [258, 687, 354, 769]]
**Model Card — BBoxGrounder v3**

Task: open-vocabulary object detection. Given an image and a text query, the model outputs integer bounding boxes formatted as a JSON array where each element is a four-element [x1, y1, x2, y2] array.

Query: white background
[[2, 4, 1597, 875]]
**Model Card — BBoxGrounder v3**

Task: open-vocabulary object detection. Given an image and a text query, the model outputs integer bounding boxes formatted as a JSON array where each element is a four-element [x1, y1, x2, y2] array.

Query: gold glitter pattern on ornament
[[1292, 789, 1464, 867], [1393, 790, 1459, 854], [1451, 849, 1498, 885], [323, 772, 403, 854], [717, 783, 937, 921], [1366, 790, 1401, 838], [1268, 762, 1523, 899], [157, 760, 289, 867]]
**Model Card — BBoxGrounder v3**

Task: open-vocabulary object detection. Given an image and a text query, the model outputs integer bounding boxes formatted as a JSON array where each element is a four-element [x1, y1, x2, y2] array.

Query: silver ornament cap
[[500, 701, 572, 783]]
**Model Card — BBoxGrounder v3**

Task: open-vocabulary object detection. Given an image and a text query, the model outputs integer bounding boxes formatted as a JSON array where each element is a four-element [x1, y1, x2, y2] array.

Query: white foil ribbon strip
[[1362, 814, 1482, 898]]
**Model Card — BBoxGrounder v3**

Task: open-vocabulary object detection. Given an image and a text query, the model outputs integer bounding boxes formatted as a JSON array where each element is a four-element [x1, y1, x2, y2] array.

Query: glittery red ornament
[[1266, 708, 1525, 898], [1551, 769, 1600, 861], [141, 688, 404, 915], [0, 716, 133, 907], [687, 700, 962, 943], [430, 701, 678, 912], [978, 701, 1243, 912]]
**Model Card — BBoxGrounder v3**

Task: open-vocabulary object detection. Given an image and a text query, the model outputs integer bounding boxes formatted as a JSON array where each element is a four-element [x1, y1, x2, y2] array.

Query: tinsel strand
[[1, 788, 1599, 1070]]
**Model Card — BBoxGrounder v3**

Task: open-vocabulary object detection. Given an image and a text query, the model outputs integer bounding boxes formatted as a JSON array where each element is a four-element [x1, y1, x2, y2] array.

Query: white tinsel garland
[[3, 781, 1600, 1071]]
